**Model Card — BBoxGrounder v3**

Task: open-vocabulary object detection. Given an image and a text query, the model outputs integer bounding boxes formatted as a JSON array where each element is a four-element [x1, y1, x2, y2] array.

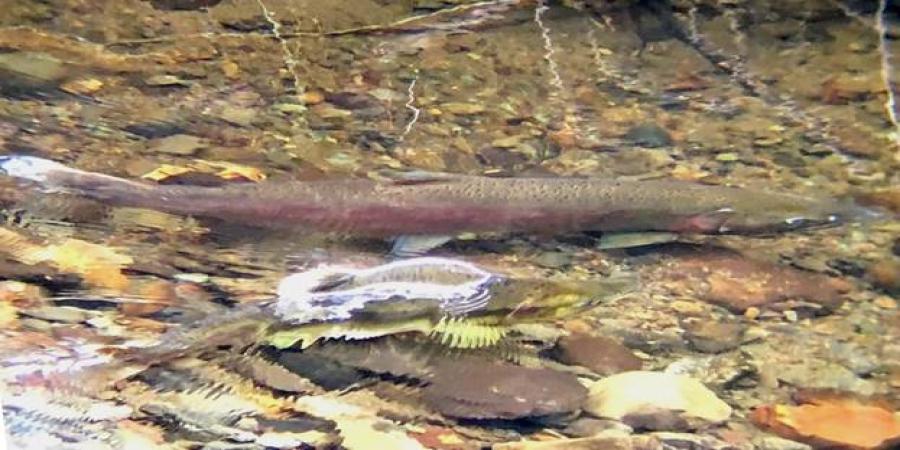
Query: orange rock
[[889, 366, 900, 389], [867, 258, 900, 294], [830, 124, 890, 158], [820, 74, 883, 105], [751, 401, 900, 449], [60, 78, 104, 95], [301, 90, 325, 105], [856, 186, 900, 214], [118, 302, 164, 317], [549, 127, 578, 151], [115, 316, 168, 333], [119, 279, 176, 316], [409, 426, 468, 450], [562, 319, 593, 335], [220, 60, 240, 79], [664, 248, 851, 313], [0, 281, 46, 309], [173, 281, 212, 304], [665, 72, 710, 92]]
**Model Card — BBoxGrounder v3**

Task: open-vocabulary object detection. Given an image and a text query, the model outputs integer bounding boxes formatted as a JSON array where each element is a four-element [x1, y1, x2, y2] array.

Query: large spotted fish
[[0, 155, 878, 254]]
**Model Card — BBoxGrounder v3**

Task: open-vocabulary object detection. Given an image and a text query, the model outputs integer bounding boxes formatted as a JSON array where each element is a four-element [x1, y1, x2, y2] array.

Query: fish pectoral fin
[[597, 232, 679, 249], [390, 235, 453, 258], [372, 169, 467, 185]]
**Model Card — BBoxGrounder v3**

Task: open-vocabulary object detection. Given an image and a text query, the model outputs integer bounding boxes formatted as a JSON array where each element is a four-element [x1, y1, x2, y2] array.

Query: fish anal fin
[[597, 232, 679, 249], [390, 235, 453, 258]]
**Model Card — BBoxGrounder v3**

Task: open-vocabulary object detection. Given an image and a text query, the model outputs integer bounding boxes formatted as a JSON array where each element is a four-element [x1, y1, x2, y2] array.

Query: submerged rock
[[584, 371, 732, 431], [773, 360, 879, 397], [493, 435, 660, 450], [751, 400, 900, 450], [148, 134, 207, 156], [563, 417, 633, 438], [651, 432, 745, 450], [867, 258, 900, 294], [441, 102, 486, 115], [145, 0, 222, 10], [423, 358, 586, 420], [683, 321, 747, 354], [552, 334, 643, 376], [623, 123, 673, 148], [855, 186, 900, 214], [533, 251, 572, 269], [753, 436, 813, 450], [20, 306, 90, 323], [0, 52, 71, 96], [661, 248, 851, 313]]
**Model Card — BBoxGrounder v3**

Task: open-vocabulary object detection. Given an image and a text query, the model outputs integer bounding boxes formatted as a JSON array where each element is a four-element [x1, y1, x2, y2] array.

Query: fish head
[[716, 192, 884, 235], [499, 271, 639, 319]]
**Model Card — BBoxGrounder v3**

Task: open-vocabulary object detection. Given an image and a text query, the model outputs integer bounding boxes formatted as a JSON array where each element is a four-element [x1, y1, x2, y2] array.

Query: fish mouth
[[784, 215, 844, 230], [716, 215, 845, 235]]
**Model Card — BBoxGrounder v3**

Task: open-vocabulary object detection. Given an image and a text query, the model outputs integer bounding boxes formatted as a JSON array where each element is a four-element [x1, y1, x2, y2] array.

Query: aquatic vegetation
[[752, 396, 900, 449]]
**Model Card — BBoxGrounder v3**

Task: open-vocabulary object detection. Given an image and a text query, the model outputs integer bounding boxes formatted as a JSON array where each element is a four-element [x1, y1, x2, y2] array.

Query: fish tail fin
[[0, 154, 154, 203], [0, 155, 77, 186]]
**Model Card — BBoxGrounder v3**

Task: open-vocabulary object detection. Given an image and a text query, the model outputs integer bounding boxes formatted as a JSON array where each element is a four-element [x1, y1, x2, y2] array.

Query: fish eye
[[827, 214, 841, 223]]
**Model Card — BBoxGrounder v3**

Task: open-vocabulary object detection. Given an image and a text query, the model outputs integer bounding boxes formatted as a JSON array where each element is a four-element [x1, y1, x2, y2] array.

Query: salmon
[[269, 256, 638, 349], [0, 155, 879, 254]]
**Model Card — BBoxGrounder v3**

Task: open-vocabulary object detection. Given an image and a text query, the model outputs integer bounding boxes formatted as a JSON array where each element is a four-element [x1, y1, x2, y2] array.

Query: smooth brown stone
[[424, 357, 586, 420], [553, 334, 643, 375], [663, 248, 851, 313]]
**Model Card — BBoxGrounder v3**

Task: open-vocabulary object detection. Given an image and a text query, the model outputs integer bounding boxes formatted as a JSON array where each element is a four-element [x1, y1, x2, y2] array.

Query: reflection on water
[[0, 1, 898, 448]]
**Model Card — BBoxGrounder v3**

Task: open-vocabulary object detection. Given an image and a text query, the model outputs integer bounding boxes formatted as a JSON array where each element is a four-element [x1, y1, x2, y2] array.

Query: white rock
[[584, 371, 732, 431], [256, 431, 333, 449], [754, 436, 813, 450]]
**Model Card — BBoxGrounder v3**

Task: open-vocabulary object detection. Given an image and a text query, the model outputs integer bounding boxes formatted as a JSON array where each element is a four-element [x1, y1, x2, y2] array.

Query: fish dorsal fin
[[372, 169, 468, 185]]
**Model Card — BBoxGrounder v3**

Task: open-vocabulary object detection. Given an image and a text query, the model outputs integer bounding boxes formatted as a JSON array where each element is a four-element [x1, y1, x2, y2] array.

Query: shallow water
[[0, 1, 898, 449]]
